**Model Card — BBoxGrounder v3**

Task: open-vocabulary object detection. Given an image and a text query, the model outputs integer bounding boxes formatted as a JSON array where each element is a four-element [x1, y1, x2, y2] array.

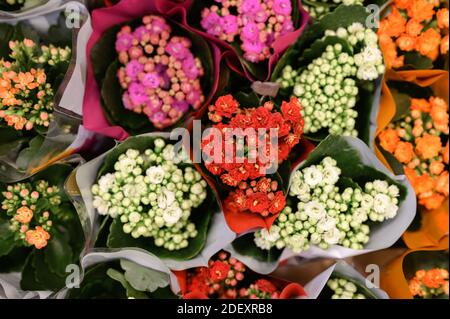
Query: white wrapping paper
[[304, 261, 389, 299]]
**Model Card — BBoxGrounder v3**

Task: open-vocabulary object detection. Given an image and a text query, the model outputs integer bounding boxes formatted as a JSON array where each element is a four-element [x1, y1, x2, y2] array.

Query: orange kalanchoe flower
[[378, 0, 448, 69], [14, 206, 33, 224], [25, 226, 51, 249], [409, 268, 449, 299], [379, 96, 449, 211]]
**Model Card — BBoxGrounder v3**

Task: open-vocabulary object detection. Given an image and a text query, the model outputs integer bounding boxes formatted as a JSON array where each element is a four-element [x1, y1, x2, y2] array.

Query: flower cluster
[[378, 0, 449, 69], [1, 180, 61, 249], [185, 251, 284, 299], [326, 276, 366, 299], [302, 0, 363, 20], [200, 0, 295, 63], [115, 15, 205, 129], [37, 44, 71, 66], [408, 268, 449, 298], [379, 97, 449, 210], [223, 177, 286, 218], [203, 95, 304, 186], [254, 157, 400, 252], [0, 39, 60, 131], [278, 23, 384, 136], [91, 139, 207, 251]]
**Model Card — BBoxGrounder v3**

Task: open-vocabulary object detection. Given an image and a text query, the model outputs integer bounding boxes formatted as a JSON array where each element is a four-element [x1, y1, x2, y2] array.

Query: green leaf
[[106, 268, 149, 299], [0, 216, 16, 257], [120, 259, 169, 293], [31, 249, 67, 290], [15, 135, 45, 172], [41, 12, 73, 48], [272, 4, 369, 79], [67, 262, 127, 299], [20, 251, 48, 291], [43, 231, 74, 277], [0, 23, 18, 59], [299, 36, 354, 66], [390, 89, 411, 122], [402, 52, 433, 70], [231, 233, 283, 263]]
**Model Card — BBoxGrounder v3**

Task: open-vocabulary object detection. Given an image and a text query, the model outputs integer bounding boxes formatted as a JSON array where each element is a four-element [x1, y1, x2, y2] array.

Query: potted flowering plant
[[197, 93, 305, 234], [226, 135, 415, 274], [0, 0, 47, 12], [0, 2, 90, 182], [84, 0, 218, 140], [377, 80, 448, 211], [175, 250, 306, 299], [378, 0, 449, 71], [0, 162, 85, 293], [75, 132, 235, 270], [187, 0, 310, 81], [300, 0, 366, 20], [272, 5, 385, 146]]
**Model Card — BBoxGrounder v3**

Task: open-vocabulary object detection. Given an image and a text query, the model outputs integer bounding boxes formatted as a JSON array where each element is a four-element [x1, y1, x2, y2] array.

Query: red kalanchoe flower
[[281, 97, 302, 123], [269, 191, 286, 214], [213, 94, 239, 118], [246, 192, 270, 214], [209, 261, 231, 282], [255, 279, 278, 294]]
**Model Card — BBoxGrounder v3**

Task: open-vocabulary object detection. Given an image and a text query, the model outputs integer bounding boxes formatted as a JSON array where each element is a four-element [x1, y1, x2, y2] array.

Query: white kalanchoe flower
[[91, 141, 208, 251], [254, 157, 401, 253], [327, 277, 366, 299]]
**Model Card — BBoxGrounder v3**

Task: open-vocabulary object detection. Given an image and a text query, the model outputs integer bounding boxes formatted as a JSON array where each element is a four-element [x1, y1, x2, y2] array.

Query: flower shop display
[[176, 250, 306, 299], [84, 0, 217, 140], [188, 0, 309, 80], [199, 94, 304, 233], [76, 133, 235, 270], [378, 0, 449, 71], [0, 0, 449, 300], [227, 135, 415, 274], [0, 2, 91, 182], [273, 5, 384, 145], [0, 163, 85, 293]]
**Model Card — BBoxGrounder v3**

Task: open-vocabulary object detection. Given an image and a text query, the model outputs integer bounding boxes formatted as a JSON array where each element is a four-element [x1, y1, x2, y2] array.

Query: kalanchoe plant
[[199, 94, 304, 233], [230, 135, 413, 269], [378, 0, 449, 70], [408, 268, 449, 299], [0, 164, 84, 291], [90, 135, 219, 261], [325, 276, 368, 299], [378, 92, 449, 211], [179, 250, 306, 299], [272, 5, 384, 144], [115, 15, 205, 129], [92, 139, 208, 251], [254, 156, 400, 252], [0, 16, 73, 177], [91, 13, 214, 135]]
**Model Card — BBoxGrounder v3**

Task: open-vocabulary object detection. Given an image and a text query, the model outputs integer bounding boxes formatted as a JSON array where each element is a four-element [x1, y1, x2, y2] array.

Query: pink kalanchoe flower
[[128, 82, 148, 105], [281, 20, 295, 34], [122, 93, 134, 110], [241, 0, 262, 16], [166, 38, 190, 60], [125, 60, 144, 81], [182, 56, 200, 80], [201, 11, 222, 36], [220, 15, 239, 36], [133, 26, 150, 42], [141, 72, 161, 88], [241, 22, 260, 42], [115, 32, 134, 52], [272, 0, 292, 16]]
